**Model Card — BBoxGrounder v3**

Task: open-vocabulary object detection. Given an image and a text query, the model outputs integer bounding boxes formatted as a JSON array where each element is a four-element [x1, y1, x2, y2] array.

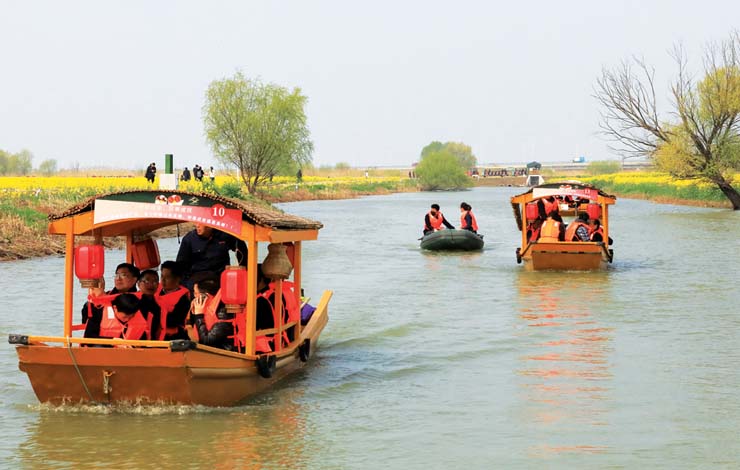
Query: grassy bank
[[579, 172, 739, 208], [0, 172, 417, 261]]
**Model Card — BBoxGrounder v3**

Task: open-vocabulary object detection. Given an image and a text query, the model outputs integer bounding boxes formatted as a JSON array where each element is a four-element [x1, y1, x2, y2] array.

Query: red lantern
[[221, 266, 247, 313], [587, 203, 602, 220], [525, 203, 538, 220], [74, 245, 105, 288], [132, 238, 160, 269]]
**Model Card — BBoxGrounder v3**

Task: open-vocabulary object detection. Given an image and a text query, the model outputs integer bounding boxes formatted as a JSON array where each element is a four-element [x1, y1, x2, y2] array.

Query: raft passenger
[[459, 202, 478, 233], [423, 204, 455, 235]]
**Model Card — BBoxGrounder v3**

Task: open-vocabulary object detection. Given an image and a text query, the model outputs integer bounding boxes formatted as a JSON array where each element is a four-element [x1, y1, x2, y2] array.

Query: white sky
[[1, 0, 739, 170]]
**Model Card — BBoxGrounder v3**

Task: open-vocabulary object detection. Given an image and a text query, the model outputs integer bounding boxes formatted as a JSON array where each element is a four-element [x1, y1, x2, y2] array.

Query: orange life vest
[[589, 226, 605, 241], [460, 210, 478, 231], [425, 211, 444, 231], [194, 290, 273, 354], [99, 309, 150, 340], [253, 281, 300, 351], [539, 218, 561, 242], [564, 220, 588, 242], [154, 286, 190, 340], [544, 199, 559, 216]]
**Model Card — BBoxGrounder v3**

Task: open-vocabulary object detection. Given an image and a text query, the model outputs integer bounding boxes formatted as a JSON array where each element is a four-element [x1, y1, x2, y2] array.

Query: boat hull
[[14, 294, 329, 406], [420, 229, 484, 251], [520, 242, 610, 271]]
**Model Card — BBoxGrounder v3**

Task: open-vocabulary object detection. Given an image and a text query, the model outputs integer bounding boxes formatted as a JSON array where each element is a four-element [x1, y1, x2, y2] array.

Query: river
[[1, 187, 739, 469]]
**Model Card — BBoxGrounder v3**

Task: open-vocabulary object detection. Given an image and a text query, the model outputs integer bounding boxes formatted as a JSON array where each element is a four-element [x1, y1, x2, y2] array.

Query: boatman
[[423, 204, 455, 235], [176, 223, 248, 291]]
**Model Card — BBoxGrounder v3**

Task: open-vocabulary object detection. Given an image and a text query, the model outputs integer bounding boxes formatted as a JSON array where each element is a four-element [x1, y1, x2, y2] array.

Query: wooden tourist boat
[[8, 190, 332, 406], [510, 182, 616, 271], [420, 229, 484, 251]]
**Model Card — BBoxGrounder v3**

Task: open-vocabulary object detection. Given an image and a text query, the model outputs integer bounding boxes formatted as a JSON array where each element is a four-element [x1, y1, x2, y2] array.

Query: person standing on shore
[[209, 166, 216, 182], [145, 163, 156, 183]]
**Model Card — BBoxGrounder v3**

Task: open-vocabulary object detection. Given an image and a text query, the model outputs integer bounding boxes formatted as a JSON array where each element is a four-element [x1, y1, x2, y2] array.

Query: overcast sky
[[2, 1, 739, 170]]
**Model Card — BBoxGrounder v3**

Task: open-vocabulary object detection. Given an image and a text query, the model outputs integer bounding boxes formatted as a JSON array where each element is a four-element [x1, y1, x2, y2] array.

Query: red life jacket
[[196, 290, 273, 354], [87, 292, 120, 321], [99, 309, 150, 341], [154, 286, 190, 340], [425, 211, 444, 231], [539, 218, 561, 242], [460, 210, 478, 231], [589, 226, 605, 241], [544, 199, 559, 216], [255, 281, 300, 350], [564, 220, 588, 242]]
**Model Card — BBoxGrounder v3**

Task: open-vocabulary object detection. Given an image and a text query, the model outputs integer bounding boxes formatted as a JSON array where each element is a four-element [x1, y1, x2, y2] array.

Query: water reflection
[[515, 271, 613, 457], [15, 392, 307, 470]]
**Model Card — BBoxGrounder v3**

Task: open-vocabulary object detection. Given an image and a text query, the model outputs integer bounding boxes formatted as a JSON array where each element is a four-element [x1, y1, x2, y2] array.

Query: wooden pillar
[[274, 279, 283, 352], [245, 237, 258, 355], [293, 241, 302, 339], [63, 222, 75, 337]]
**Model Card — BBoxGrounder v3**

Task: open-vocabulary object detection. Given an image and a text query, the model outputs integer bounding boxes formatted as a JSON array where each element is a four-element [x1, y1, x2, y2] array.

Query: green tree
[[595, 32, 740, 209], [445, 142, 477, 169], [203, 72, 313, 194], [421, 141, 477, 170], [421, 141, 444, 158], [415, 150, 472, 190], [37, 158, 58, 176], [0, 150, 8, 175]]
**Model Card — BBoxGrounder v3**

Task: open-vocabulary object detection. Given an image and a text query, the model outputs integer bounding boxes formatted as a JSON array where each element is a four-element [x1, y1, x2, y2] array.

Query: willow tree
[[416, 150, 472, 191], [203, 72, 313, 194], [595, 32, 740, 209]]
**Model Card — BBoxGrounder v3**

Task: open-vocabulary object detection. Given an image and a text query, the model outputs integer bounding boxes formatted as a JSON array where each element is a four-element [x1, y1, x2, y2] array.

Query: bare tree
[[595, 32, 740, 209]]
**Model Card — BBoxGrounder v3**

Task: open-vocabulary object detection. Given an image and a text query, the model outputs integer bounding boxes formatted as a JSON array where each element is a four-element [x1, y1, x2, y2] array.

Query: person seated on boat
[[176, 223, 248, 291], [136, 269, 161, 339], [423, 204, 455, 235], [153, 260, 191, 341], [588, 218, 604, 242], [588, 219, 613, 245], [189, 273, 237, 351], [255, 264, 298, 349], [83, 293, 151, 341], [526, 219, 544, 242], [538, 212, 565, 242], [564, 212, 590, 242], [459, 202, 478, 234], [80, 263, 140, 325]]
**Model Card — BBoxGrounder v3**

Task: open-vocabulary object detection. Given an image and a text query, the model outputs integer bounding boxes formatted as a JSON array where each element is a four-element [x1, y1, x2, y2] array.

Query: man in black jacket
[[176, 224, 248, 290]]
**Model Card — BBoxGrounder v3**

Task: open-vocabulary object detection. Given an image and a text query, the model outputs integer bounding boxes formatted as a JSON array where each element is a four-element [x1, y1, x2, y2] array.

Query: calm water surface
[[1, 187, 739, 469]]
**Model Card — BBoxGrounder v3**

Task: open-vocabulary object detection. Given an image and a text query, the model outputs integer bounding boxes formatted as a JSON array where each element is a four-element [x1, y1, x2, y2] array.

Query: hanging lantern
[[587, 203, 602, 220], [525, 203, 538, 220], [132, 238, 160, 270], [74, 244, 105, 288], [220, 266, 247, 313], [262, 243, 293, 280]]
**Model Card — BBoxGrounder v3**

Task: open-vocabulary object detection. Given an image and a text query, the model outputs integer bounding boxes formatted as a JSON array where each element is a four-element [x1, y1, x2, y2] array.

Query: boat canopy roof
[[510, 181, 616, 231], [48, 190, 323, 239], [511, 181, 615, 203]]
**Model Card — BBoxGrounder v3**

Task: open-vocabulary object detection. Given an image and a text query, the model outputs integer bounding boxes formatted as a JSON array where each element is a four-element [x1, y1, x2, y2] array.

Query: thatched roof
[[49, 190, 323, 230]]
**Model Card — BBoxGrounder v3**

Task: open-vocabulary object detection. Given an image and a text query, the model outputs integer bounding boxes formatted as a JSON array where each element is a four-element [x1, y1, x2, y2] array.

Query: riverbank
[[0, 174, 417, 261]]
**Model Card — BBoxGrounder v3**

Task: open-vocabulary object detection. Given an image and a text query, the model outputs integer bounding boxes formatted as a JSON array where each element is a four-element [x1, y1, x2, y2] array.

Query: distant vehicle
[[572, 156, 586, 163]]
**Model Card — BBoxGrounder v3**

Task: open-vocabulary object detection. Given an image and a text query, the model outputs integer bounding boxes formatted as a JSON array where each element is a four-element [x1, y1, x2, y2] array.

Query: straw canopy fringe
[[49, 190, 323, 230]]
